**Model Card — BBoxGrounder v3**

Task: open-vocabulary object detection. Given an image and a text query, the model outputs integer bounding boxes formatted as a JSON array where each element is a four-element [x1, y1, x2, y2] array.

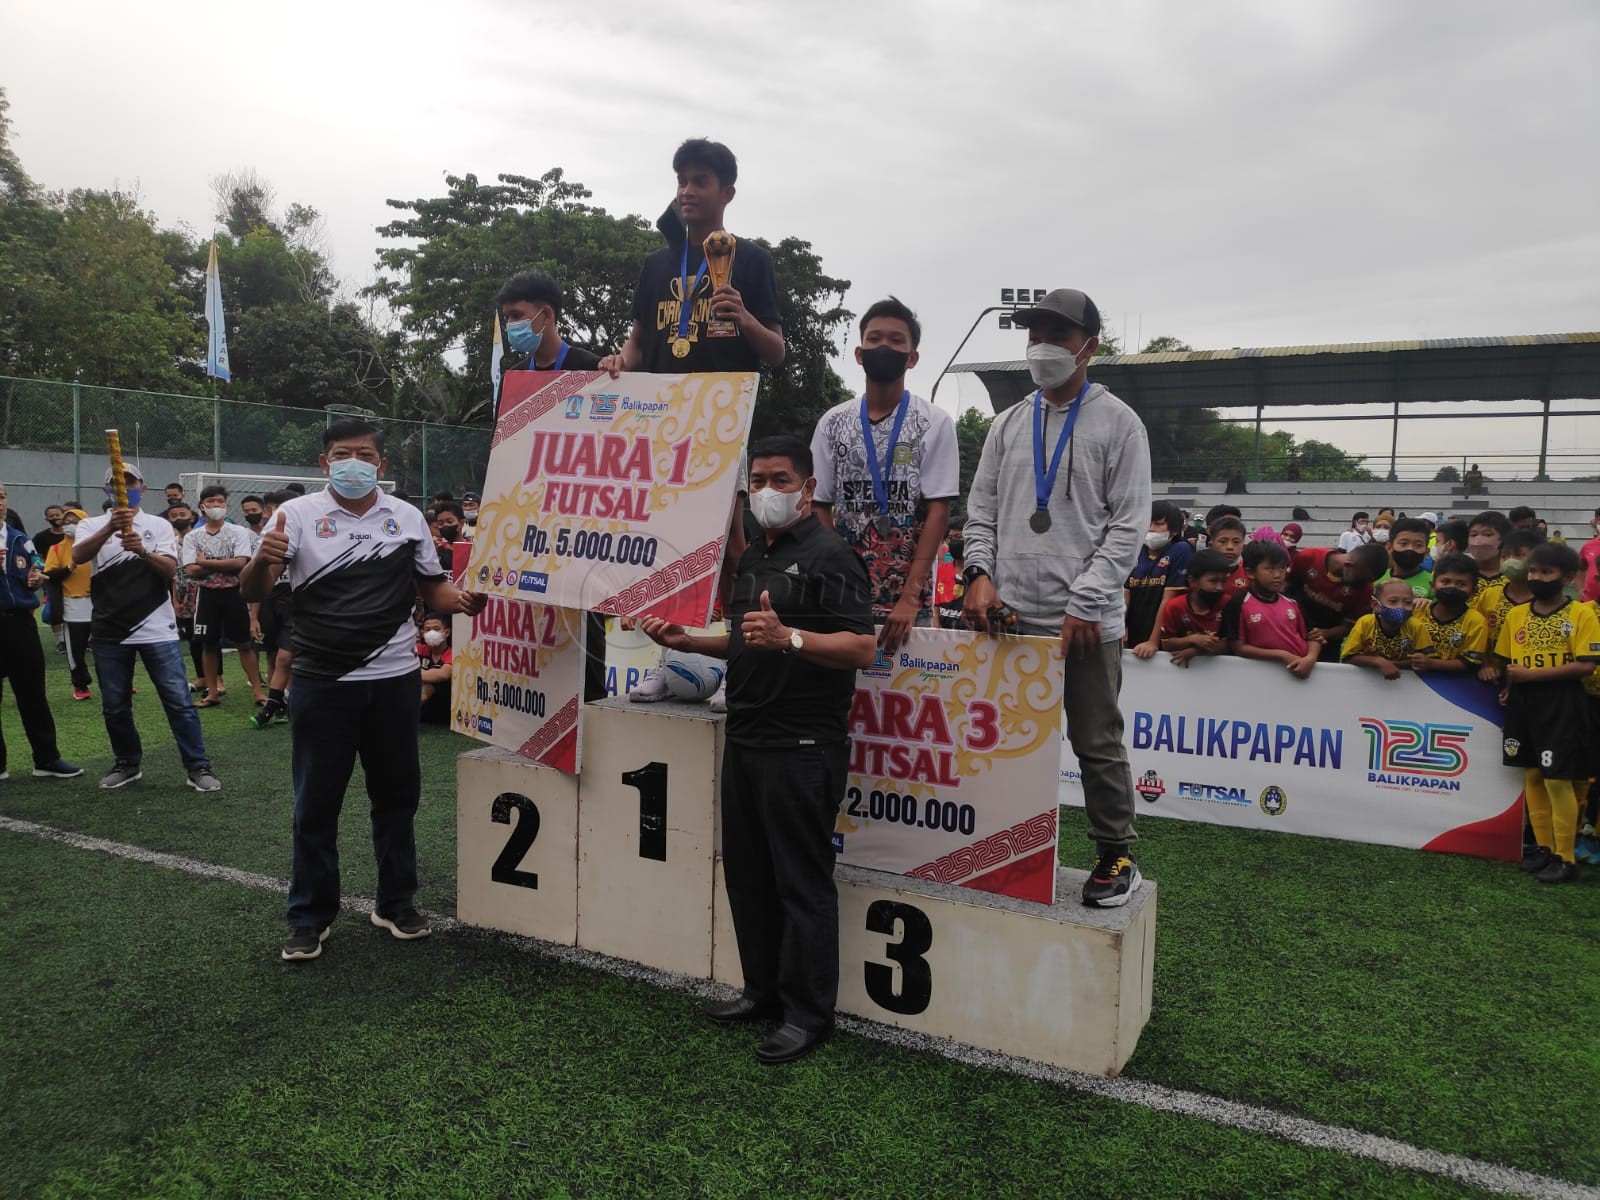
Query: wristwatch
[[962, 565, 990, 586], [787, 628, 805, 654]]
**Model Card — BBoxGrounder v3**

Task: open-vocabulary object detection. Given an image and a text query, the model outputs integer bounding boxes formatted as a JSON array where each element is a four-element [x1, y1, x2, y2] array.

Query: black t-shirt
[[494, 342, 605, 420], [725, 515, 873, 748], [33, 528, 64, 558], [630, 234, 781, 373]]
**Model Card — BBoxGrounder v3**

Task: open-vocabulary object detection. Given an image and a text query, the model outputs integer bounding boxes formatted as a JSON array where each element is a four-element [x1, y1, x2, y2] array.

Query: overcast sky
[[4, 0, 1598, 478]]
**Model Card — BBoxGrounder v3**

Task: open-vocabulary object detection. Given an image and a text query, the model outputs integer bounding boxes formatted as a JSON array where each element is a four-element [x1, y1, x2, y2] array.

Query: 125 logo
[[1358, 718, 1471, 777]]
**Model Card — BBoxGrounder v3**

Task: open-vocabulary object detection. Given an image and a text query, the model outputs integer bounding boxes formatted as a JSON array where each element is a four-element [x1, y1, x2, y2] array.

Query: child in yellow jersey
[[1341, 578, 1417, 680], [1404, 555, 1487, 675], [1474, 529, 1540, 662], [1578, 598, 1600, 865], [1487, 543, 1600, 882]]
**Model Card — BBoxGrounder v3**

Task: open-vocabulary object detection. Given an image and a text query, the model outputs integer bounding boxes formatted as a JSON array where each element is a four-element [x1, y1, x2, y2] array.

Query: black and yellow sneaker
[[1082, 848, 1142, 908]]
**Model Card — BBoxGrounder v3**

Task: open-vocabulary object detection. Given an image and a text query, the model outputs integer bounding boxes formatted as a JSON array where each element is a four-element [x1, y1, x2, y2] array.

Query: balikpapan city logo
[[1358, 718, 1471, 792]]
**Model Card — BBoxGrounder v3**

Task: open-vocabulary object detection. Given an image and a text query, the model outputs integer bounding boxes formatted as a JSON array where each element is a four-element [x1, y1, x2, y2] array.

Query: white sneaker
[[708, 678, 727, 713], [629, 669, 670, 703]]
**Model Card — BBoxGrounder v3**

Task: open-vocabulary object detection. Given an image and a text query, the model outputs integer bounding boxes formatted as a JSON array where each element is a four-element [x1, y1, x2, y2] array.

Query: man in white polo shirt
[[73, 464, 220, 792], [242, 419, 486, 963]]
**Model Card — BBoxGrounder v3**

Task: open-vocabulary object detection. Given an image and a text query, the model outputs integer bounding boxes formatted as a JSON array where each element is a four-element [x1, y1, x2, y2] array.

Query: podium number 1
[[864, 900, 933, 1014], [622, 762, 669, 862], [490, 792, 540, 889]]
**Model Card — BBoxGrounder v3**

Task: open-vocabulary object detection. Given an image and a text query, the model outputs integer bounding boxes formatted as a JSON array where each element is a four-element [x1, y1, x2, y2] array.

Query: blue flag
[[205, 241, 231, 382]]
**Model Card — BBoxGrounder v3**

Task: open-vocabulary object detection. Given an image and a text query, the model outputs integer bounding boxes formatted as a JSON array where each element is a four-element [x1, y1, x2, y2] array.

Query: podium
[[458, 698, 1156, 1077]]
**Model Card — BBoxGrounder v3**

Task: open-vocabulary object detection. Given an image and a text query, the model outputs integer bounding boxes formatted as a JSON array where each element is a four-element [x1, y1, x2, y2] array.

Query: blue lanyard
[[859, 390, 910, 519], [1033, 380, 1090, 512], [553, 341, 570, 370], [678, 238, 708, 341]]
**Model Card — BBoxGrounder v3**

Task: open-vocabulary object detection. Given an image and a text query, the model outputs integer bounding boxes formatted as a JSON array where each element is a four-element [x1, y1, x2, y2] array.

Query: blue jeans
[[285, 670, 422, 931], [91, 639, 211, 772]]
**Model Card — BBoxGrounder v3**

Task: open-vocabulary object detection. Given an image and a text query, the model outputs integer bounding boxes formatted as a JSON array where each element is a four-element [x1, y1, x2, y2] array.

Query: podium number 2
[[622, 762, 669, 862], [490, 792, 540, 889], [864, 900, 933, 1015]]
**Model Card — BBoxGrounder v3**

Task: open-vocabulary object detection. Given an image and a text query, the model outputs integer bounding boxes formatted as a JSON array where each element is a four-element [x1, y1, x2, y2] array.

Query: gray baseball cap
[[1009, 288, 1103, 336]]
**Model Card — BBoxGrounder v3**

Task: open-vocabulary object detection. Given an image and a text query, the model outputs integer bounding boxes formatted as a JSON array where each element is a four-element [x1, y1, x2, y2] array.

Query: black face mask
[[171, 519, 192, 531], [245, 512, 263, 526], [1527, 578, 1565, 602], [860, 346, 910, 384], [1435, 586, 1471, 608], [437, 524, 460, 539], [1391, 550, 1424, 574]]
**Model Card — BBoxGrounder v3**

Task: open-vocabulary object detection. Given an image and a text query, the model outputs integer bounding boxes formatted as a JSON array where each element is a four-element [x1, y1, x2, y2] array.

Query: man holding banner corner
[[638, 435, 875, 1064], [961, 287, 1151, 908]]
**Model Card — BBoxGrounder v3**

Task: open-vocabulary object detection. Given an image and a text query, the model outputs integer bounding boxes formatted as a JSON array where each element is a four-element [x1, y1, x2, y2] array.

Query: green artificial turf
[[3, 629, 1597, 1198]]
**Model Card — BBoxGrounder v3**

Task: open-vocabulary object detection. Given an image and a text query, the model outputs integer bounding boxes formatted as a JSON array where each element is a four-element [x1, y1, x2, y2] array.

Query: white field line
[[3, 813, 1595, 1200]]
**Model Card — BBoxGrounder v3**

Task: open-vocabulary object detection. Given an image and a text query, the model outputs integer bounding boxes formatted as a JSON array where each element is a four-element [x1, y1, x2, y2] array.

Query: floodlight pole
[[929, 305, 1007, 408]]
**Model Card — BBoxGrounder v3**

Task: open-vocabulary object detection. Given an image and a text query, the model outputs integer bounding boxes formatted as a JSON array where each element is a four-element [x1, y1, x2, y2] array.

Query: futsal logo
[[1359, 717, 1471, 792]]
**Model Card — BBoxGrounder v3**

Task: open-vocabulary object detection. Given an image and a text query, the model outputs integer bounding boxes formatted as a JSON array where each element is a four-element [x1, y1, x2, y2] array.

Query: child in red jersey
[[1157, 548, 1232, 667], [1222, 541, 1318, 680]]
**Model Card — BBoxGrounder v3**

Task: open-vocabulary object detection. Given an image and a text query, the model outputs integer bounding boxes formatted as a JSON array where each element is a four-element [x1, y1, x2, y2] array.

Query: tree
[[369, 169, 855, 432], [951, 407, 992, 521], [1140, 335, 1191, 354], [1433, 464, 1461, 483]]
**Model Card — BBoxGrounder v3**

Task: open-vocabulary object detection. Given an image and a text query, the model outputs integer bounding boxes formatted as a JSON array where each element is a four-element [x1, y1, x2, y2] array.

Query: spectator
[[1488, 541, 1600, 882], [1127, 501, 1191, 658], [1371, 511, 1395, 545], [1208, 517, 1249, 599], [1434, 519, 1469, 562], [283, 482, 307, 497], [1580, 506, 1600, 604], [251, 490, 296, 730], [1157, 548, 1231, 667], [430, 490, 455, 508], [1221, 541, 1317, 680], [182, 485, 267, 708], [1279, 522, 1303, 552], [240, 495, 267, 543], [1338, 511, 1372, 552], [1468, 510, 1512, 594], [1204, 503, 1242, 530], [1249, 524, 1284, 547], [1405, 555, 1488, 675], [33, 503, 68, 651], [417, 612, 453, 725], [1341, 578, 1420, 680], [72, 465, 220, 792], [1463, 463, 1484, 497], [1290, 541, 1386, 663], [43, 507, 95, 700], [934, 527, 965, 628], [164, 482, 185, 508], [432, 501, 466, 573], [0, 480, 81, 780], [1378, 516, 1434, 600], [460, 490, 481, 538], [1508, 505, 1537, 532], [165, 502, 210, 692]]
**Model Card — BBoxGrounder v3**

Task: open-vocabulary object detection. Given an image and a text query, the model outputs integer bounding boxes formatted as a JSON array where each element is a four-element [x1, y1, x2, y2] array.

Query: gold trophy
[[105, 429, 129, 508], [703, 231, 737, 337]]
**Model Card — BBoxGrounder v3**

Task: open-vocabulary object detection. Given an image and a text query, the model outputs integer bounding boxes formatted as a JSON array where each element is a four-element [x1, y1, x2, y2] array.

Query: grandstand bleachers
[[1153, 480, 1599, 541]]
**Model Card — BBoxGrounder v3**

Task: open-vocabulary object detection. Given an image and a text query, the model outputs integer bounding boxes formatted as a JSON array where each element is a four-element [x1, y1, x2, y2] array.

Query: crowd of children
[[1125, 502, 1600, 885]]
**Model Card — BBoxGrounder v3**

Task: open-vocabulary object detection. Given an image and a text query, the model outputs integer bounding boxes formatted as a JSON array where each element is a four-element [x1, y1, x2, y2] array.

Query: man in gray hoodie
[[962, 288, 1151, 907]]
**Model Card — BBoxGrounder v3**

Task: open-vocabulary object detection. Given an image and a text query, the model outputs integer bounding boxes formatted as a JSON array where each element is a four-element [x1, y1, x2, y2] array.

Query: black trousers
[[720, 739, 848, 1032], [0, 609, 62, 772], [64, 620, 92, 690]]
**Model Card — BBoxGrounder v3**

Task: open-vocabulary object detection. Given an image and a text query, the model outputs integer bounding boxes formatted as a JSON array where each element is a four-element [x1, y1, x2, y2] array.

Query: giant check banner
[[836, 628, 1066, 904], [466, 369, 757, 628], [450, 590, 587, 775], [1059, 655, 1523, 861]]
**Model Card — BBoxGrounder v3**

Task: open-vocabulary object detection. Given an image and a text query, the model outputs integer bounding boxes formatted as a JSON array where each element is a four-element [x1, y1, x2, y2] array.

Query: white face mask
[[1025, 342, 1087, 390], [749, 485, 806, 531], [1145, 531, 1171, 552], [1372, 527, 1390, 543], [62, 523, 79, 538], [203, 506, 227, 523], [423, 629, 446, 647]]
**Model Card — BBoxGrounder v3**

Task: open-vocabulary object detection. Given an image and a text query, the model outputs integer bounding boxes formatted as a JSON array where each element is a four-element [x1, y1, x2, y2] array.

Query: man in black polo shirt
[[640, 436, 874, 1065], [599, 138, 784, 376]]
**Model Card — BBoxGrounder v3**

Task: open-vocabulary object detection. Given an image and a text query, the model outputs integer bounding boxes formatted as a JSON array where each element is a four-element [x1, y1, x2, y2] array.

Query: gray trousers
[[1023, 628, 1138, 849]]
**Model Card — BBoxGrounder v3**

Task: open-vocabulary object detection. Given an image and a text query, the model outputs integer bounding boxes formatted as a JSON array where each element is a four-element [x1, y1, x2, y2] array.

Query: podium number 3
[[490, 792, 540, 889], [864, 900, 933, 1014]]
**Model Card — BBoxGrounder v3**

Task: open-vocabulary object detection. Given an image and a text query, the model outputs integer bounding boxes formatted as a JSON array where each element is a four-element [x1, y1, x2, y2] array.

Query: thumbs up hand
[[257, 510, 291, 565], [741, 588, 791, 651]]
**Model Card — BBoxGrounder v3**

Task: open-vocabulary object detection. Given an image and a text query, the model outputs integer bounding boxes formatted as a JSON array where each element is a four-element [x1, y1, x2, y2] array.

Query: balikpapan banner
[[465, 369, 757, 628], [835, 628, 1066, 904], [1058, 654, 1524, 861], [450, 552, 587, 773]]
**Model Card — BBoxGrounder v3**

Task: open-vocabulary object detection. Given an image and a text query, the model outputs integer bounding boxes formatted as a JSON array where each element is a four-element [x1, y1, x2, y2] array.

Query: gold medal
[[671, 337, 691, 358]]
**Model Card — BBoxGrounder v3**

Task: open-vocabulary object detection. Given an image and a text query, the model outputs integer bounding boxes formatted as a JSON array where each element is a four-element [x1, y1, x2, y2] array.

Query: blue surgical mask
[[328, 459, 379, 500], [506, 319, 541, 356], [1378, 603, 1411, 628], [105, 485, 143, 508]]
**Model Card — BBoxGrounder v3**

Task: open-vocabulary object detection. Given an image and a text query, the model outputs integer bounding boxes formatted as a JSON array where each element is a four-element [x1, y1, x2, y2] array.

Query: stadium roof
[[948, 331, 1600, 414]]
